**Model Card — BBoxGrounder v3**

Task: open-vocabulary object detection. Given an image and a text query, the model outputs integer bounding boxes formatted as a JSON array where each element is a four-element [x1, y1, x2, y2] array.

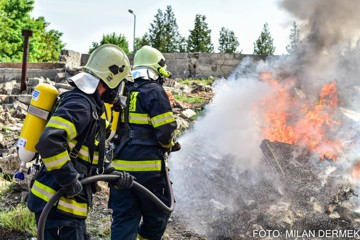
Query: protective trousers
[[108, 177, 171, 240], [35, 211, 89, 240]]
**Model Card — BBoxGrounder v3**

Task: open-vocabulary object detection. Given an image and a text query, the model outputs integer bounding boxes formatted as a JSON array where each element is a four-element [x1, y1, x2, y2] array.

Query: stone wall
[[0, 63, 65, 83], [0, 50, 269, 82], [82, 52, 268, 79]]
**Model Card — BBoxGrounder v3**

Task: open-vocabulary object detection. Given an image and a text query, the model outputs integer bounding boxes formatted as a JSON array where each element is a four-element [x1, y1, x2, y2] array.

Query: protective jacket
[[112, 79, 177, 183], [27, 88, 105, 219]]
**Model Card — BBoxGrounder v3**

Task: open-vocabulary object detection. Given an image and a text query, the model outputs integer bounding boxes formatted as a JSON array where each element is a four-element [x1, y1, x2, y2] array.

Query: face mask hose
[[36, 172, 174, 240]]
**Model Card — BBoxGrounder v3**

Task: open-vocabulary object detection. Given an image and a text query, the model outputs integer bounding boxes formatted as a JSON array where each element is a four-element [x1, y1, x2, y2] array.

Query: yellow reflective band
[[129, 91, 139, 111], [68, 140, 99, 164], [57, 197, 88, 217], [46, 116, 77, 140], [42, 150, 70, 171], [151, 112, 175, 128], [31, 180, 57, 202], [137, 234, 149, 240], [31, 180, 88, 217], [129, 113, 151, 124], [112, 159, 162, 172]]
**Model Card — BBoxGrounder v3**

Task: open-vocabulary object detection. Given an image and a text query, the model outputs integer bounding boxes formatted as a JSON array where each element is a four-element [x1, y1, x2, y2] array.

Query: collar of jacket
[[132, 67, 159, 81], [73, 87, 104, 115]]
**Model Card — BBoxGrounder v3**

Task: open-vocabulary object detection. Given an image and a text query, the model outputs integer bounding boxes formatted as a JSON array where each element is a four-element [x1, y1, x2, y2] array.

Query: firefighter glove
[[113, 171, 134, 189], [106, 167, 134, 189], [62, 175, 83, 198], [171, 141, 181, 152]]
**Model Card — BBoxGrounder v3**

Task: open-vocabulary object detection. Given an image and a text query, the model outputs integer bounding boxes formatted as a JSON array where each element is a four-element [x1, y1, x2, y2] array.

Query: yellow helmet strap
[[158, 67, 172, 78]]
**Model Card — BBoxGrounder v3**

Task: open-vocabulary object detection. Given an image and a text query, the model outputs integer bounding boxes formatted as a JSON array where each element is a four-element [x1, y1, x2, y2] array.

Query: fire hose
[[37, 171, 174, 240]]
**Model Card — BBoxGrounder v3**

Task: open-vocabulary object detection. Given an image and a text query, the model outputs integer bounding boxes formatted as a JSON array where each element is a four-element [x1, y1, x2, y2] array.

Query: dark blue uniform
[[109, 79, 177, 239], [27, 88, 104, 240]]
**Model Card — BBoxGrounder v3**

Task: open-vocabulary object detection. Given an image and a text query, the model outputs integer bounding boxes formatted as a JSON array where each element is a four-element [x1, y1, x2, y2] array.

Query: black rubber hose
[[37, 174, 174, 240]]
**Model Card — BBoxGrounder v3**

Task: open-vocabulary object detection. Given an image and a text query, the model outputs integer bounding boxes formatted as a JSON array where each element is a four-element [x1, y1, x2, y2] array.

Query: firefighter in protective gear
[[27, 44, 134, 240], [108, 45, 178, 240]]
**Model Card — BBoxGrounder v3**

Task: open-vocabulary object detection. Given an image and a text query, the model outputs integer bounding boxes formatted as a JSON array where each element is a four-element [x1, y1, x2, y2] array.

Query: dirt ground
[[87, 182, 207, 240], [0, 181, 206, 240]]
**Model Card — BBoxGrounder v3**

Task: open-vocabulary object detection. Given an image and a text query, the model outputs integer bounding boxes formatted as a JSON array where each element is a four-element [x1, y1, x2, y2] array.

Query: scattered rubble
[[0, 73, 214, 239]]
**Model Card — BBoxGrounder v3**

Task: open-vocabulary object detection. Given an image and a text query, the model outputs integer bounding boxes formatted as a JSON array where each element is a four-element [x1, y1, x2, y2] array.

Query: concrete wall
[[0, 51, 269, 82], [0, 63, 65, 83], [82, 52, 268, 79]]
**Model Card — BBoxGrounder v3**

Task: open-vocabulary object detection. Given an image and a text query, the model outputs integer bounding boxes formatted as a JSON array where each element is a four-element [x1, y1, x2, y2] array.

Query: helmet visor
[[68, 72, 100, 94]]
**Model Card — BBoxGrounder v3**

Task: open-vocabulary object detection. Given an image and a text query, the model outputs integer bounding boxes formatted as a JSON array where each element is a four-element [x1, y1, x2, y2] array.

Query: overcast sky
[[32, 0, 295, 55]]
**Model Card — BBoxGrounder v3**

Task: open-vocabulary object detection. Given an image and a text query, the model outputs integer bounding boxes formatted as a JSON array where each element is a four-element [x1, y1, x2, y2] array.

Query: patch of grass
[[0, 175, 13, 196], [2, 126, 11, 135], [174, 95, 205, 104], [0, 204, 36, 236], [180, 77, 215, 86]]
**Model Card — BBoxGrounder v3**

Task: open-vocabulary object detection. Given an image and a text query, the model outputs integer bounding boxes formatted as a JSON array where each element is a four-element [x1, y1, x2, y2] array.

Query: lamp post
[[128, 9, 136, 53]]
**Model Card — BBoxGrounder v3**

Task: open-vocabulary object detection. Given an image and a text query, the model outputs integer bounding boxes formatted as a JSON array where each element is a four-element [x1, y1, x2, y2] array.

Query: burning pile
[[257, 74, 342, 161]]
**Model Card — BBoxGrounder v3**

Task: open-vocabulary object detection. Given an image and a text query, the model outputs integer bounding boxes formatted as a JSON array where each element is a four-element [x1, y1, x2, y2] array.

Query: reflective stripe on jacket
[[31, 180, 88, 217], [112, 80, 177, 182], [27, 88, 104, 218]]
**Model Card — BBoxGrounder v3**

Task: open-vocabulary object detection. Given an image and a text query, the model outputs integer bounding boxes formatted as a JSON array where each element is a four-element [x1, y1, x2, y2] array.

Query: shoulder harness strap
[[115, 81, 156, 154], [51, 91, 104, 174]]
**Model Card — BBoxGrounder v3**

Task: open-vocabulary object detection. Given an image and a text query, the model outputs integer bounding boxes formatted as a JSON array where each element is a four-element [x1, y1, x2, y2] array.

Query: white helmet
[[69, 44, 131, 94], [132, 45, 171, 81]]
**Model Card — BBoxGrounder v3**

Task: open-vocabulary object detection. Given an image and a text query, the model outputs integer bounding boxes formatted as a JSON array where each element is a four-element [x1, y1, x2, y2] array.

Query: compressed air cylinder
[[104, 103, 120, 140], [17, 83, 59, 172]]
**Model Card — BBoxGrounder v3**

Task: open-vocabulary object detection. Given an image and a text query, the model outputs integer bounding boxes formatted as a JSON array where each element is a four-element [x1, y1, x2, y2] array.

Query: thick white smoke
[[169, 57, 290, 235]]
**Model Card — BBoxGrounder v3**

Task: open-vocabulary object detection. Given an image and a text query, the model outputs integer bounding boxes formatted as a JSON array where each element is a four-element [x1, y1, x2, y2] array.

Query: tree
[[147, 5, 183, 52], [286, 22, 300, 54], [135, 34, 150, 51], [187, 14, 214, 53], [253, 23, 275, 55], [218, 27, 239, 53], [178, 36, 187, 53], [0, 0, 64, 62], [30, 17, 65, 62], [89, 32, 129, 54]]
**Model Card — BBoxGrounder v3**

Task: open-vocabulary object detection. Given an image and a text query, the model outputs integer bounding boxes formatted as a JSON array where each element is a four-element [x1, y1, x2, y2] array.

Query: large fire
[[257, 72, 343, 160]]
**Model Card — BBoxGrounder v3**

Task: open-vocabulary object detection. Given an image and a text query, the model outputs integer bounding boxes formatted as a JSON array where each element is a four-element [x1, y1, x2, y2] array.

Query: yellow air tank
[[104, 103, 120, 140], [17, 83, 59, 173]]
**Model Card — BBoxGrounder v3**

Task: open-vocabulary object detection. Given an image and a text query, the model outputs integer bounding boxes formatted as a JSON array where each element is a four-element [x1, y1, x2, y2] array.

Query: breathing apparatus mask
[[101, 82, 120, 104], [157, 59, 172, 85], [102, 80, 127, 111]]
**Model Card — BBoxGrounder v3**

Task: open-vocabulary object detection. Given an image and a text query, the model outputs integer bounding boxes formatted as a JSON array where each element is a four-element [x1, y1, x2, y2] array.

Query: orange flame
[[257, 73, 342, 160], [352, 162, 360, 179]]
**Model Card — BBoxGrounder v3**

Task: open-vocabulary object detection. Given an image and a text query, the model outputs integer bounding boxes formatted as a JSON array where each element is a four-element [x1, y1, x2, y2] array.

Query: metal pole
[[20, 30, 33, 93], [128, 9, 136, 53], [133, 14, 136, 53]]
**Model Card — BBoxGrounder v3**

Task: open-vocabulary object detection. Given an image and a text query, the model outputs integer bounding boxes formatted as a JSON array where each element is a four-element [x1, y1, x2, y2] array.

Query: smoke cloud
[[280, 0, 360, 51]]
